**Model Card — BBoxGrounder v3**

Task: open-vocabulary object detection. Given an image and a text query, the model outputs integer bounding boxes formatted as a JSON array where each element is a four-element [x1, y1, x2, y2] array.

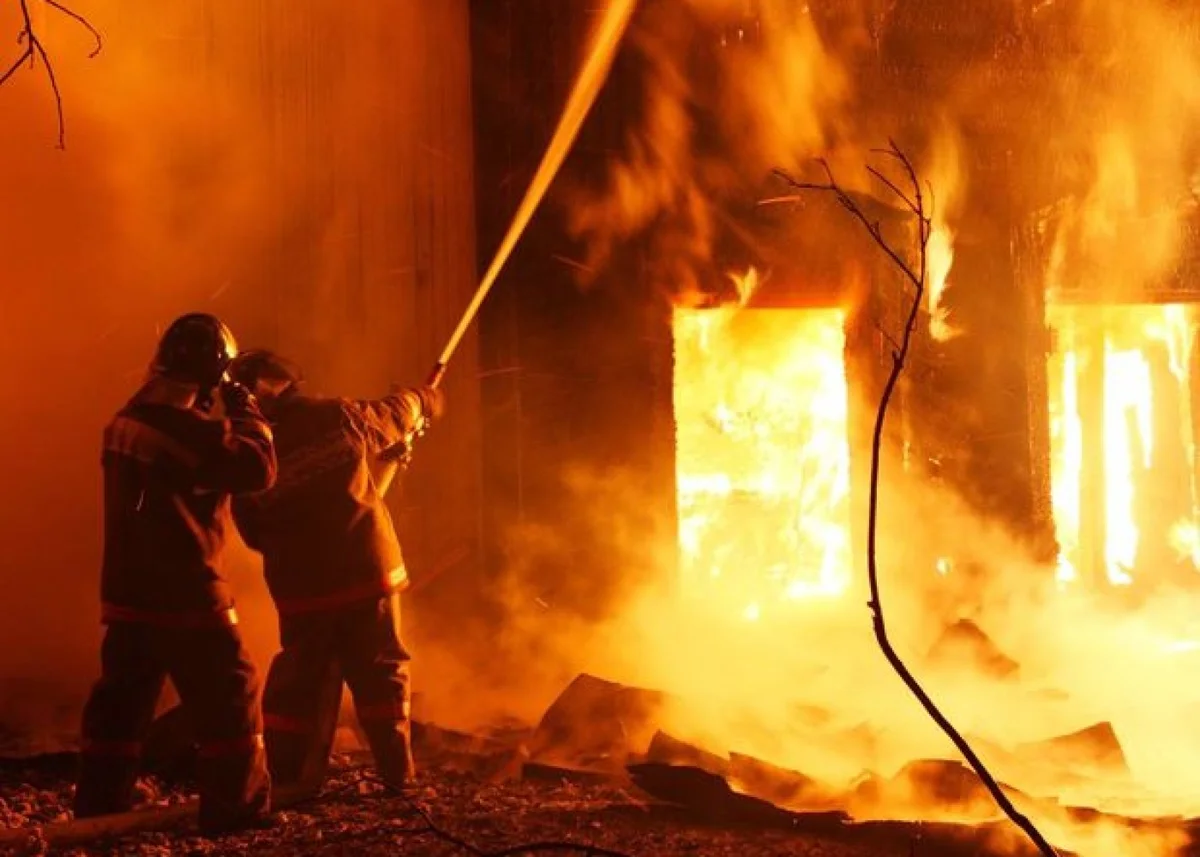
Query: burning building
[[1022, 203, 1200, 595], [471, 0, 1044, 619], [469, 0, 1200, 821], [6, 0, 1200, 851], [478, 0, 1200, 603]]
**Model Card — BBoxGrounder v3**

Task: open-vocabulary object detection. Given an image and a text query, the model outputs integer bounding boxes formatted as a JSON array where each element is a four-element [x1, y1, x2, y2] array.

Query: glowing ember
[[673, 272, 852, 617], [1047, 303, 1200, 587]]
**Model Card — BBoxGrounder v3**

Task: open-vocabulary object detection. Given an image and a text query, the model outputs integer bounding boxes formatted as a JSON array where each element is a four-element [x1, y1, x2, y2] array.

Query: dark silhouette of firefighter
[[75, 313, 277, 834], [226, 350, 443, 792]]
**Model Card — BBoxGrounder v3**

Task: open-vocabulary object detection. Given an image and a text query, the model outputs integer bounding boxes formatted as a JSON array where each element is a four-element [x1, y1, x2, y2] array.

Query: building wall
[[466, 0, 1062, 627]]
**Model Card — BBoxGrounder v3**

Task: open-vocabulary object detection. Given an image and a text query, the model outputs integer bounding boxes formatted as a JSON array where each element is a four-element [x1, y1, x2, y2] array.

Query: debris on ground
[[3, 672, 1199, 856]]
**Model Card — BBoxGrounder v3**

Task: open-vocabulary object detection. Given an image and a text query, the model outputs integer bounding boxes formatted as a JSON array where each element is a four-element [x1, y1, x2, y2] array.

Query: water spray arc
[[376, 0, 640, 496]]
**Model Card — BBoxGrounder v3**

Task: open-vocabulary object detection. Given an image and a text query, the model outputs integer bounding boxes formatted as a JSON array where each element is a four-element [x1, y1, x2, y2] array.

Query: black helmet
[[228, 349, 304, 393], [151, 313, 238, 389]]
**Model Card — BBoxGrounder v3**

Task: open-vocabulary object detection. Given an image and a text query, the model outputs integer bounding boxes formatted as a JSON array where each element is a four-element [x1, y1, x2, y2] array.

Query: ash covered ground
[[0, 754, 926, 857], [5, 669, 1200, 857]]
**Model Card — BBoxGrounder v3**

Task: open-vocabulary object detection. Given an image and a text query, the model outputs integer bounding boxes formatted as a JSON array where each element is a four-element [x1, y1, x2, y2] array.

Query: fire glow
[[1047, 303, 1200, 587], [672, 271, 853, 619]]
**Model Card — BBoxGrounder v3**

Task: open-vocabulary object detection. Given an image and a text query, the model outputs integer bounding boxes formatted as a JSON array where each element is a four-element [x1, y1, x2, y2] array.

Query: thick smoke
[[1042, 1, 1200, 302], [0, 1, 278, 665], [0, 0, 280, 746], [561, 0, 857, 303], [0, 0, 476, 747]]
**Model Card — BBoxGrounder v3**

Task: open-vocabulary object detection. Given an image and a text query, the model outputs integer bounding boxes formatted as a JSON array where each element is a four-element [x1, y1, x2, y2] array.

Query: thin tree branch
[[392, 785, 635, 857], [865, 164, 917, 213], [45, 0, 102, 56], [777, 140, 1060, 857], [771, 162, 922, 290], [2, 0, 104, 148], [871, 319, 902, 355]]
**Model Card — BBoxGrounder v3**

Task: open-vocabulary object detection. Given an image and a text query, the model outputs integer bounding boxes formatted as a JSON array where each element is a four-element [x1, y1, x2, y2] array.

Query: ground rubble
[[4, 669, 1200, 855], [0, 754, 935, 857]]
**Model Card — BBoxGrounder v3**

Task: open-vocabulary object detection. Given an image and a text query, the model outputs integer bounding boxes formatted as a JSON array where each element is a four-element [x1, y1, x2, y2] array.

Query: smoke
[[0, 0, 270, 667], [1042, 0, 1200, 301], [558, 0, 984, 306], [432, 415, 1200, 854], [561, 0, 853, 302], [430, 434, 1200, 851], [0, 1, 273, 746], [0, 0, 477, 746]]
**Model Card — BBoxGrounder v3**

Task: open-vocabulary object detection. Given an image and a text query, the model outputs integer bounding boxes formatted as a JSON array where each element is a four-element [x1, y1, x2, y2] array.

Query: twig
[[488, 844, 633, 856], [871, 320, 902, 355], [776, 140, 1060, 857], [388, 783, 634, 857], [2, 0, 103, 148], [773, 161, 920, 291]]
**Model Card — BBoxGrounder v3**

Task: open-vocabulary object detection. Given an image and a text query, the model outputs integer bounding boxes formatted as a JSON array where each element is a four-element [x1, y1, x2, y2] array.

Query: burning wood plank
[[527, 674, 672, 773], [626, 760, 1057, 856], [644, 731, 730, 776], [850, 758, 1032, 824], [627, 761, 837, 828], [728, 752, 845, 813], [1014, 722, 1131, 781], [926, 618, 1022, 681]]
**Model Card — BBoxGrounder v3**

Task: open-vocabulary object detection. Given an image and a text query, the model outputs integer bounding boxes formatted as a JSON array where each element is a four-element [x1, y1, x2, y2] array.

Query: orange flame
[[674, 268, 852, 621], [923, 121, 965, 343], [1048, 304, 1199, 587], [926, 220, 957, 342]]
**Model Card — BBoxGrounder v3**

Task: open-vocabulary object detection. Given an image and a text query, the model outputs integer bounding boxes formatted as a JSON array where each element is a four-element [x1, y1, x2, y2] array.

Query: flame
[[922, 120, 965, 343], [1048, 303, 1199, 587], [1169, 520, 1200, 568], [925, 220, 957, 342], [673, 269, 852, 618]]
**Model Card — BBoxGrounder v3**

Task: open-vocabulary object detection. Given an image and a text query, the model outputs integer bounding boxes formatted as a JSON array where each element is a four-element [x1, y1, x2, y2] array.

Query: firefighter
[[226, 350, 443, 794], [75, 313, 276, 834]]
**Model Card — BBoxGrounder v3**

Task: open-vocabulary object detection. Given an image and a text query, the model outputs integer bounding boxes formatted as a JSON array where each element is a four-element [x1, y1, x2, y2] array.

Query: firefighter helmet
[[227, 349, 304, 393], [151, 313, 239, 389]]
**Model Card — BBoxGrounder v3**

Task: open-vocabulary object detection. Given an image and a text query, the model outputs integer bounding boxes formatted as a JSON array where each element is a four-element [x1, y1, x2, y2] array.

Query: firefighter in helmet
[[75, 313, 277, 834], [226, 350, 443, 793]]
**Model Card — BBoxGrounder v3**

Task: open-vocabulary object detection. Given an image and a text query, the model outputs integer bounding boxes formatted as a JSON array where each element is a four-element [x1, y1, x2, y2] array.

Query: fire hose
[[374, 0, 638, 498]]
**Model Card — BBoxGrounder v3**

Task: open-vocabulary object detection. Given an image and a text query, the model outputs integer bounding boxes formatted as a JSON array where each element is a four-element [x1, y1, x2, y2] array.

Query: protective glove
[[219, 381, 258, 415], [416, 385, 445, 421]]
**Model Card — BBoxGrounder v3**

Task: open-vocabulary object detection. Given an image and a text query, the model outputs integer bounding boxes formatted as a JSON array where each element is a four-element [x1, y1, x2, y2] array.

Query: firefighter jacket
[[231, 390, 426, 616], [100, 391, 277, 625]]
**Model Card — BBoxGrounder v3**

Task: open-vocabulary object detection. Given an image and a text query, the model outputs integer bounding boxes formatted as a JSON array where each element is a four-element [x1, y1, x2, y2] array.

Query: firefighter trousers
[[75, 621, 270, 833], [262, 593, 414, 791]]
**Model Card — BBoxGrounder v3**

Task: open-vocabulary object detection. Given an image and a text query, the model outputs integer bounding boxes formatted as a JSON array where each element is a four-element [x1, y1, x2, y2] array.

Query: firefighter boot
[[361, 716, 416, 791]]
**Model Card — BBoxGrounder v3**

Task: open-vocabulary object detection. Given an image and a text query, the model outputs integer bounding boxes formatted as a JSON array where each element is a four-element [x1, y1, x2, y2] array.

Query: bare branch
[[781, 144, 1061, 857], [865, 164, 917, 212], [871, 319, 902, 355], [0, 48, 31, 89], [28, 33, 64, 150], [774, 168, 923, 289], [2, 0, 104, 148], [46, 0, 102, 57]]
